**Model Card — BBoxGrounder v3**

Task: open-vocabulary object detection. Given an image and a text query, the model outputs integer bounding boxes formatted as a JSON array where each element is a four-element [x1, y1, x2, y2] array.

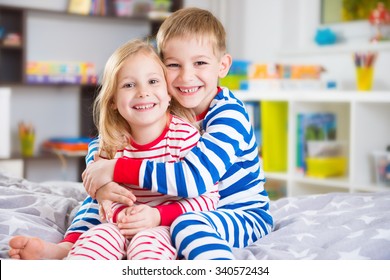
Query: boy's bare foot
[[9, 236, 72, 260]]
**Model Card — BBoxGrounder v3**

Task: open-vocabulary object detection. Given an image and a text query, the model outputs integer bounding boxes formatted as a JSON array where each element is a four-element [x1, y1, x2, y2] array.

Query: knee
[[170, 212, 210, 239], [171, 212, 202, 229]]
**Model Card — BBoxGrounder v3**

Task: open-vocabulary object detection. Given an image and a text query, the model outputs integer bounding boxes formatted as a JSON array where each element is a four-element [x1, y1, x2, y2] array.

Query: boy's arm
[[114, 88, 252, 197], [61, 137, 101, 244], [85, 136, 99, 164], [62, 196, 101, 243]]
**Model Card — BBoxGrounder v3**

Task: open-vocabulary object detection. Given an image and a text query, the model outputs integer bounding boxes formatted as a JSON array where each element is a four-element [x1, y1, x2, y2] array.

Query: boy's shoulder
[[211, 86, 244, 107]]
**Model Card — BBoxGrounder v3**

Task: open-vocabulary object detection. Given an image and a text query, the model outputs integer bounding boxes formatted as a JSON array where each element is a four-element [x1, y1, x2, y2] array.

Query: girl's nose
[[137, 86, 150, 97]]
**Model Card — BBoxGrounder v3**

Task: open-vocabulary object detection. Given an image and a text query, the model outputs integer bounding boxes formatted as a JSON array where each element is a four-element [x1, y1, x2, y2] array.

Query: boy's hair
[[156, 7, 227, 58], [94, 39, 193, 158]]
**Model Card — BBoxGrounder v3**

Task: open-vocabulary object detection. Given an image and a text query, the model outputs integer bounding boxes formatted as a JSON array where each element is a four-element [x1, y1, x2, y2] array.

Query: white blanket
[[1, 172, 390, 259]]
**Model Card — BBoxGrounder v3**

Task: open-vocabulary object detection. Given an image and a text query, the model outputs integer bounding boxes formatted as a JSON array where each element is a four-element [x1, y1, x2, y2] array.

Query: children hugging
[[9, 7, 273, 260]]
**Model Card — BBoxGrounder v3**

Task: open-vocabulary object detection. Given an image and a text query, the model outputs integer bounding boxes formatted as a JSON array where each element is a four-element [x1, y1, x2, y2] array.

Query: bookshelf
[[236, 90, 390, 198], [0, 1, 183, 182], [0, 1, 183, 84], [0, 6, 25, 84]]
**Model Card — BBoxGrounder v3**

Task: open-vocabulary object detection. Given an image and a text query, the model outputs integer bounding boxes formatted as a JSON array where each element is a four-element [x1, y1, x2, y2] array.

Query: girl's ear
[[111, 99, 117, 110], [218, 53, 232, 78]]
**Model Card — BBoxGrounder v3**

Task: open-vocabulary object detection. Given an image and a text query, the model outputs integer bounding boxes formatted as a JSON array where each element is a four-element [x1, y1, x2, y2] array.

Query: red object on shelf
[[369, 2, 390, 25]]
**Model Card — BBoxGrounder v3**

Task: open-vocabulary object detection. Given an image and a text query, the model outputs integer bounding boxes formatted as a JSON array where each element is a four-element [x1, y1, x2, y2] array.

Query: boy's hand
[[117, 205, 161, 238], [82, 155, 117, 198]]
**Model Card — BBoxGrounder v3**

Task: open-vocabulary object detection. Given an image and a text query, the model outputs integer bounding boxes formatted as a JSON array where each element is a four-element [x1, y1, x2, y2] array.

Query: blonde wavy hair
[[156, 7, 227, 59], [93, 39, 194, 159]]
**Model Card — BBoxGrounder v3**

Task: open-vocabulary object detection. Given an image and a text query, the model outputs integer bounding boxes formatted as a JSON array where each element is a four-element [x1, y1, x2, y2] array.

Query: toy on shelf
[[314, 27, 337, 46], [372, 146, 390, 187], [2, 33, 22, 47], [369, 2, 390, 42]]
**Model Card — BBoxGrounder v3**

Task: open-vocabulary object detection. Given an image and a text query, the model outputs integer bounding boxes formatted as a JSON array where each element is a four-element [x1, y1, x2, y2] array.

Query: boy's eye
[[195, 61, 207, 66], [149, 79, 159, 85], [166, 63, 179, 68]]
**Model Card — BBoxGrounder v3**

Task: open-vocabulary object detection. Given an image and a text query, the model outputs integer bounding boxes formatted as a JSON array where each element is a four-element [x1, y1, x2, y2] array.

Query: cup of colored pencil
[[353, 52, 377, 91], [19, 122, 35, 157]]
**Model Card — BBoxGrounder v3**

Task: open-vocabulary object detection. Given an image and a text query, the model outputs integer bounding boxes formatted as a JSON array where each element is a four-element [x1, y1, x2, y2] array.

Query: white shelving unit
[[235, 90, 390, 197]]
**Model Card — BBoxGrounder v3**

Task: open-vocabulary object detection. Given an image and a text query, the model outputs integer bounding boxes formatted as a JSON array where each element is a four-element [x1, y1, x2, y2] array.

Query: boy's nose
[[179, 66, 194, 82]]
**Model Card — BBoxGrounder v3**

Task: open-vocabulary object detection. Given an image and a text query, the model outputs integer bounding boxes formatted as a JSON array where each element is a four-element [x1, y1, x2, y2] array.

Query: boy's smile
[[162, 36, 231, 116]]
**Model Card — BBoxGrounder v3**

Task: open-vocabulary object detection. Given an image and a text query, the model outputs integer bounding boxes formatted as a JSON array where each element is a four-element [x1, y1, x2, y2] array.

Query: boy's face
[[113, 53, 170, 136], [162, 36, 231, 115]]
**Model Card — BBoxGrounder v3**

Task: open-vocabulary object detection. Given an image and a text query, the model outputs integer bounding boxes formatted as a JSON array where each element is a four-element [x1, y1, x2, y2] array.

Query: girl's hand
[[95, 182, 136, 219], [82, 155, 117, 198], [117, 205, 161, 238]]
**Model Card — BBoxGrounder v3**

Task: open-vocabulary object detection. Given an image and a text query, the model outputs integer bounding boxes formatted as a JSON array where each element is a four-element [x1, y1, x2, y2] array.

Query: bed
[[1, 171, 390, 260]]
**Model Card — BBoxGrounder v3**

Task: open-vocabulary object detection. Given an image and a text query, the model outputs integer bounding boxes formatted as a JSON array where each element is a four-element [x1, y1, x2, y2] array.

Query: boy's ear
[[218, 53, 232, 78]]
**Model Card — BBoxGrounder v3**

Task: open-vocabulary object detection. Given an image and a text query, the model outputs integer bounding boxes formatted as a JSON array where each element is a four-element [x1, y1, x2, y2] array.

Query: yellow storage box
[[306, 157, 346, 178]]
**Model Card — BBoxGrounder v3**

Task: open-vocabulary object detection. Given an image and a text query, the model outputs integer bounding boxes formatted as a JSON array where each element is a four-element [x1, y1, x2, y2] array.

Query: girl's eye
[[123, 82, 135, 88]]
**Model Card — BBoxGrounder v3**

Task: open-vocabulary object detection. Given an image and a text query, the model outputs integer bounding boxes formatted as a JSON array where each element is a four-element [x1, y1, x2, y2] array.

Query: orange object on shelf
[[42, 137, 91, 153]]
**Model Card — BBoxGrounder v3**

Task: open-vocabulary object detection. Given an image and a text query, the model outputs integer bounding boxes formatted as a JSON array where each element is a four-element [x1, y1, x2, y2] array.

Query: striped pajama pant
[[66, 223, 176, 260], [170, 209, 273, 260]]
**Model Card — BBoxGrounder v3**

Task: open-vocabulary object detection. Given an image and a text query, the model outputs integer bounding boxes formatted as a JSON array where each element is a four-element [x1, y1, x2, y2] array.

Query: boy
[[84, 7, 273, 260]]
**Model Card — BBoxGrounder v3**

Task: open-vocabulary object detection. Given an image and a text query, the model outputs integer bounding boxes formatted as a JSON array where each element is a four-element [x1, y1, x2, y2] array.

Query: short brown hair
[[156, 7, 227, 58]]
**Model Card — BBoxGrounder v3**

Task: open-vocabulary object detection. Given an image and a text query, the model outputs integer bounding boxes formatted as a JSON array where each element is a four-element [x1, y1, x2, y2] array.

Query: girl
[[9, 39, 219, 260]]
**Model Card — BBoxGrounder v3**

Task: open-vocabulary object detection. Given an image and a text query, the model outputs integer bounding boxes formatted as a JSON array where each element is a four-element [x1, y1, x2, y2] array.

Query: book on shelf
[[68, 0, 92, 15], [264, 179, 286, 200], [42, 137, 92, 156], [296, 112, 337, 174], [261, 102, 288, 172], [244, 101, 261, 149]]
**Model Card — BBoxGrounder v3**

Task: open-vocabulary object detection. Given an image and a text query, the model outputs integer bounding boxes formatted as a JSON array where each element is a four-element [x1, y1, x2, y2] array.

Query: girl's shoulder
[[170, 115, 199, 134]]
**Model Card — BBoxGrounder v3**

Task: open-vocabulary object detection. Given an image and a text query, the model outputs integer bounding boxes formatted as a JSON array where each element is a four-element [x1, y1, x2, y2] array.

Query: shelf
[[278, 41, 390, 57], [235, 90, 390, 103], [0, 1, 183, 182], [0, 1, 183, 84], [236, 89, 390, 196], [293, 176, 350, 189], [264, 171, 289, 181], [0, 44, 23, 50]]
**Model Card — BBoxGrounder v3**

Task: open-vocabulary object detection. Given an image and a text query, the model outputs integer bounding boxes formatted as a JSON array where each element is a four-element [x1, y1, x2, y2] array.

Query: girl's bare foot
[[9, 236, 71, 260]]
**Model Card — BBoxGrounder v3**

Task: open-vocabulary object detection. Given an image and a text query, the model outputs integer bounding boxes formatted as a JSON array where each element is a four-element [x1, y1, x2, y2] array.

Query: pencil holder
[[355, 67, 374, 91], [20, 134, 35, 157], [353, 52, 377, 92]]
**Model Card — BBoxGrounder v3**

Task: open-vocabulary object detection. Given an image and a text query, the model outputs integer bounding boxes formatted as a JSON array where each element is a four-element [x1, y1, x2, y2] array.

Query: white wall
[[2, 0, 389, 181], [220, 0, 390, 90], [1, 0, 149, 181]]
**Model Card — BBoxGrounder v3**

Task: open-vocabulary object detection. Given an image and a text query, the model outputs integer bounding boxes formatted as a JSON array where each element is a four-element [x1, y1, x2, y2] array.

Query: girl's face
[[114, 53, 170, 134], [162, 36, 231, 115]]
